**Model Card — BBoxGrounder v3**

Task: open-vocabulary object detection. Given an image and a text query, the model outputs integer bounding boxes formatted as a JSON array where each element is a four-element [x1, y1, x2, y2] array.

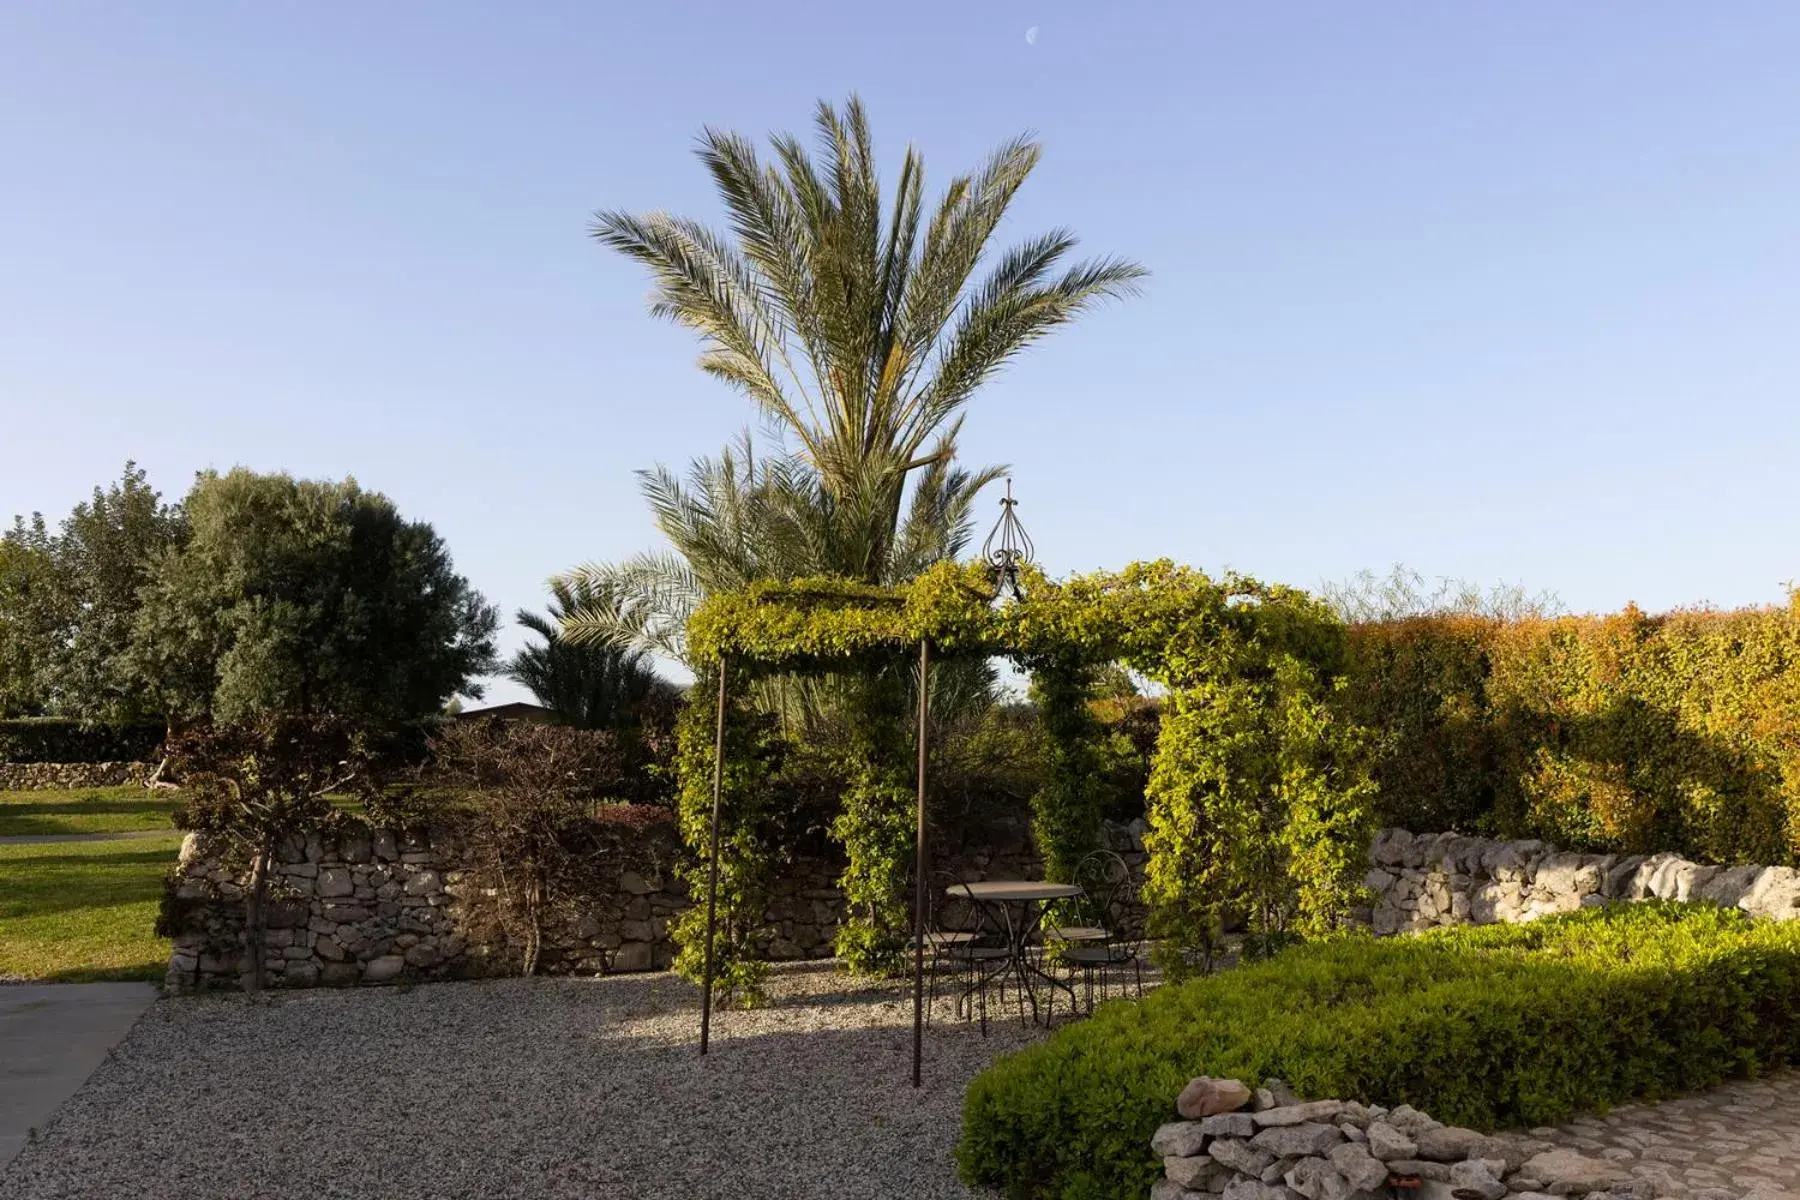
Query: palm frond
[[578, 97, 1142, 696]]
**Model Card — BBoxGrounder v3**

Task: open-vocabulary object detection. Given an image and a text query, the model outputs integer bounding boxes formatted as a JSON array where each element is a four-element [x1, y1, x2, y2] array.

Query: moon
[[1025, 26, 1038, 45]]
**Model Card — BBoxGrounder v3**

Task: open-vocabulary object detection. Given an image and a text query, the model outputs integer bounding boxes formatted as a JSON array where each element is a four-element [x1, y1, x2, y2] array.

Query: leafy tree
[[0, 463, 188, 720], [508, 578, 669, 730], [129, 469, 498, 727], [0, 534, 54, 715], [564, 96, 1143, 653]]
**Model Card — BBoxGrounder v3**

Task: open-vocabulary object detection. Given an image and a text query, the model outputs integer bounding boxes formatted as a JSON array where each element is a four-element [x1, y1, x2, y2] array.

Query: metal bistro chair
[[916, 871, 1012, 1034], [1047, 850, 1145, 1013]]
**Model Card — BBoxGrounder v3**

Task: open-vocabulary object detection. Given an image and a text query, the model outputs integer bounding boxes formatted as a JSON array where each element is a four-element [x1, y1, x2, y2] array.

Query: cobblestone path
[[1529, 1071, 1800, 1198]]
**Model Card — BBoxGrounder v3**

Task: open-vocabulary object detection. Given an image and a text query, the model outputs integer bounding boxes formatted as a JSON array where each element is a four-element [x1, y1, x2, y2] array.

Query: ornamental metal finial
[[980, 477, 1034, 600]]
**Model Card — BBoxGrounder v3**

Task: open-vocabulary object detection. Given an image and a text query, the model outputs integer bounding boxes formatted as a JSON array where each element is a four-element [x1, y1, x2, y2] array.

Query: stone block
[[1208, 1138, 1275, 1176], [610, 942, 653, 972], [1179, 1076, 1254, 1119], [1165, 1154, 1228, 1191], [1152, 1121, 1209, 1158], [1412, 1125, 1487, 1162], [1255, 1101, 1345, 1128], [1517, 1148, 1629, 1195], [402, 869, 442, 897], [362, 954, 406, 983], [619, 869, 659, 894], [1251, 1122, 1342, 1158], [1326, 1143, 1388, 1192], [320, 962, 360, 986], [1365, 1121, 1415, 1161], [1201, 1113, 1257, 1138]]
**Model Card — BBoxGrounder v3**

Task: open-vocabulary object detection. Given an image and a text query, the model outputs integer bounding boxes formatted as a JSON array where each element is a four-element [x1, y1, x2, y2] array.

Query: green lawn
[[0, 785, 182, 837], [0, 834, 184, 982]]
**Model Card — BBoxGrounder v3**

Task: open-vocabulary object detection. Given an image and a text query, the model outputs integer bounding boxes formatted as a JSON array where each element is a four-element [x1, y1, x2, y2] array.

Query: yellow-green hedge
[[1346, 595, 1800, 864]]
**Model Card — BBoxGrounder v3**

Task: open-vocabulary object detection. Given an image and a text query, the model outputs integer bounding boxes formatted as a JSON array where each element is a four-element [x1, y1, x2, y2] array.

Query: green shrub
[[1345, 597, 1800, 864], [957, 904, 1800, 1199], [0, 717, 165, 763]]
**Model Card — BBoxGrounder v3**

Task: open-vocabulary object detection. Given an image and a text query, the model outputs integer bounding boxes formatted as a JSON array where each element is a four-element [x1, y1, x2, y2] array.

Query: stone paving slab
[[1530, 1071, 1800, 1199], [0, 983, 158, 1169]]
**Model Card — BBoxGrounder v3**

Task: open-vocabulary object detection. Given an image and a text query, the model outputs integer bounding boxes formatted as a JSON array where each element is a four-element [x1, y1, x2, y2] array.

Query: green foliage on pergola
[[675, 558, 1378, 1000]]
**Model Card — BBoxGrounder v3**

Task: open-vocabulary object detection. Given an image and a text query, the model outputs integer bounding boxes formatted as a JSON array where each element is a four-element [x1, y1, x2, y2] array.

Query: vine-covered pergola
[[682, 557, 1374, 1086]]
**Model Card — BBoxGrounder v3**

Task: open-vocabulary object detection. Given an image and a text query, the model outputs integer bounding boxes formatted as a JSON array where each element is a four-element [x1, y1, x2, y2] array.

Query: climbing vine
[[1026, 660, 1109, 884], [667, 672, 786, 1002], [679, 558, 1378, 985]]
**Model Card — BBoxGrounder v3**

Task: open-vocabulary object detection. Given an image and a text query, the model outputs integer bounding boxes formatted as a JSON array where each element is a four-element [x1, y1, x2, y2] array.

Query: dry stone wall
[[164, 820, 687, 990], [1364, 828, 1800, 934], [164, 814, 1149, 990], [0, 761, 152, 790]]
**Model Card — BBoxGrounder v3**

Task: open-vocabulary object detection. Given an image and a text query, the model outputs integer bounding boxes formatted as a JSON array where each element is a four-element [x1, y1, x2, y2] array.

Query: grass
[[0, 785, 182, 837], [0, 834, 184, 982]]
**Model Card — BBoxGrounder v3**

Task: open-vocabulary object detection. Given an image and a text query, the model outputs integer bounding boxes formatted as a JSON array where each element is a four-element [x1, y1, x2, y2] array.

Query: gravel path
[[0, 964, 1044, 1200]]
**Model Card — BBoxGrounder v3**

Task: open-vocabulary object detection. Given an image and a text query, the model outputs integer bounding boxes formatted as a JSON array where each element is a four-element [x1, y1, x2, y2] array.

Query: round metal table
[[946, 880, 1083, 1025]]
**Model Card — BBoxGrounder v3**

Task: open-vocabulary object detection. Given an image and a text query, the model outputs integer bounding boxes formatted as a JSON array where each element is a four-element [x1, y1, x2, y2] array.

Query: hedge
[[1345, 597, 1800, 865], [0, 718, 165, 764], [956, 904, 1800, 1199]]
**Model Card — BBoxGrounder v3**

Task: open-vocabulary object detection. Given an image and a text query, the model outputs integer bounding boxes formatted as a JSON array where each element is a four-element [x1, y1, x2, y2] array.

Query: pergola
[[682, 496, 1368, 1086]]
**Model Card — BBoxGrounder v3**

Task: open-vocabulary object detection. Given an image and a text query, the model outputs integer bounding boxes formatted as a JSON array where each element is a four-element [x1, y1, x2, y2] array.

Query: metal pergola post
[[699, 662, 728, 1056], [912, 637, 931, 1088]]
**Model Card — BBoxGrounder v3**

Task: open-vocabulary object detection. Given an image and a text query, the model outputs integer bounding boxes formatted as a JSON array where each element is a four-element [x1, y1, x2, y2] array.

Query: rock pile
[[1152, 1077, 1637, 1199], [1365, 829, 1800, 935]]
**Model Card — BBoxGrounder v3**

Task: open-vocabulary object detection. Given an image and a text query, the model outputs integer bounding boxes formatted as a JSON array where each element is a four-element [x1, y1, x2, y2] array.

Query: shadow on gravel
[[0, 970, 1042, 1200]]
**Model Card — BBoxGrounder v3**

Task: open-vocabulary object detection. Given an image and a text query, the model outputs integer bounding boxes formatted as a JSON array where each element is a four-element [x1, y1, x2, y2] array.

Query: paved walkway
[[0, 983, 158, 1169], [1530, 1072, 1800, 1199], [0, 830, 176, 846]]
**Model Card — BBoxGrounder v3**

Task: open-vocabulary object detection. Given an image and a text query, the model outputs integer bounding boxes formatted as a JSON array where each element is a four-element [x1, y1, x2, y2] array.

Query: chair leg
[[925, 953, 938, 1030]]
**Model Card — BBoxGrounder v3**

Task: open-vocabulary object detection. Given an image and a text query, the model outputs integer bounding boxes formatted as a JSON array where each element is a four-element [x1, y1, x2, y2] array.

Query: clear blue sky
[[4, 3, 1797, 704]]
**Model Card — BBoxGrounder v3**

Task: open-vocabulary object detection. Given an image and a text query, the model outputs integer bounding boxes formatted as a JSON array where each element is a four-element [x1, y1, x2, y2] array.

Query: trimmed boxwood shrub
[[0, 718, 165, 764], [957, 904, 1800, 1199]]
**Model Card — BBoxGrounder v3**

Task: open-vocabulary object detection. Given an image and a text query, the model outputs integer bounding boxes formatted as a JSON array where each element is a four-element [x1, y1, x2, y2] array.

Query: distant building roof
[[453, 701, 558, 724]]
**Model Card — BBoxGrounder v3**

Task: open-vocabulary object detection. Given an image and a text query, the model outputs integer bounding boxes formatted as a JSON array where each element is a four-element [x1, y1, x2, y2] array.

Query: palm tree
[[565, 432, 997, 663], [508, 579, 666, 730], [564, 96, 1143, 652]]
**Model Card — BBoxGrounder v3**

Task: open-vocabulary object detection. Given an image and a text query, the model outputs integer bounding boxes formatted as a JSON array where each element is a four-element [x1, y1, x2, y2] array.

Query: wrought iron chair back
[[1070, 850, 1134, 937]]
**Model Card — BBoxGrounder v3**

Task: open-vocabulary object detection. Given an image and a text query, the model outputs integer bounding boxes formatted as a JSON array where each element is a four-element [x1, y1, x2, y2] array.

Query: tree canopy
[[508, 578, 669, 730], [0, 462, 188, 720], [129, 468, 498, 726]]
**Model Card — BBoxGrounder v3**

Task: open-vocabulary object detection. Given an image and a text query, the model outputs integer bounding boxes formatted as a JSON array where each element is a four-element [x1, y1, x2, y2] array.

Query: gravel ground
[[0, 963, 1054, 1200]]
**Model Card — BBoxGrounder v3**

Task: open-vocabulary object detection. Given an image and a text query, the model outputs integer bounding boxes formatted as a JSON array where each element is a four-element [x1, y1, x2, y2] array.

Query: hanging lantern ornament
[[980, 477, 1035, 601]]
